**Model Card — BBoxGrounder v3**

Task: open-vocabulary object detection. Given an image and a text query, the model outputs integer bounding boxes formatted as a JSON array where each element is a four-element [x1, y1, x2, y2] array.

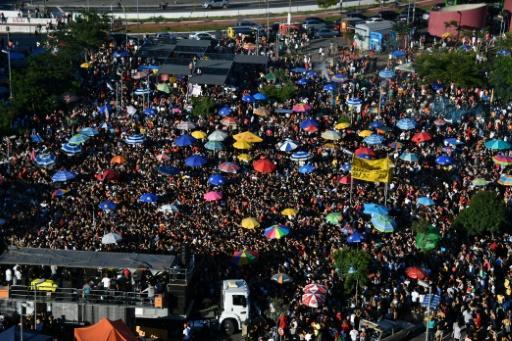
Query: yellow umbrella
[[241, 217, 260, 229], [191, 130, 207, 140], [238, 153, 252, 162], [358, 130, 373, 137], [281, 208, 298, 217], [80, 62, 90, 69], [233, 140, 252, 150], [233, 131, 263, 143], [335, 122, 350, 130]]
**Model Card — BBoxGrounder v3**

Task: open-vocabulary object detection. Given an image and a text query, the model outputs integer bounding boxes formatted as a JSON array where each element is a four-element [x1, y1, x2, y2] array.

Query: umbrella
[[175, 134, 196, 147], [279, 139, 299, 152], [208, 130, 228, 142], [80, 127, 99, 137], [102, 232, 122, 245], [338, 175, 351, 184], [396, 118, 416, 130], [156, 83, 170, 93], [233, 140, 253, 150], [185, 154, 208, 168], [281, 208, 298, 217], [134, 88, 151, 96], [191, 131, 207, 140], [303, 283, 328, 294], [99, 200, 117, 211], [241, 217, 260, 229], [417, 197, 435, 206], [204, 191, 223, 201], [156, 153, 170, 162], [302, 293, 325, 308], [218, 106, 232, 117], [371, 214, 396, 233], [347, 97, 362, 106], [242, 94, 254, 103], [416, 229, 441, 251], [347, 232, 363, 244], [292, 103, 312, 113], [51, 170, 76, 182], [232, 250, 257, 266], [412, 132, 432, 144], [61, 143, 82, 155], [405, 267, 426, 280], [31, 134, 43, 143], [233, 131, 263, 143], [296, 78, 309, 86], [485, 139, 511, 150], [498, 174, 512, 186], [389, 142, 403, 149], [291, 66, 306, 73], [157, 165, 180, 176], [204, 141, 224, 151], [332, 73, 348, 82], [379, 69, 395, 79], [95, 169, 119, 182], [253, 158, 277, 173], [364, 134, 385, 145], [219, 162, 240, 173], [139, 193, 158, 203], [472, 178, 490, 187], [358, 130, 373, 138], [125, 134, 145, 145], [363, 203, 389, 216], [391, 50, 406, 58], [208, 174, 226, 186], [35, 153, 56, 167], [144, 108, 157, 117], [335, 122, 350, 130], [176, 121, 196, 130], [341, 162, 351, 172], [126, 105, 137, 115], [400, 152, 419, 163], [434, 118, 446, 126], [321, 130, 341, 141], [290, 151, 312, 161], [253, 92, 267, 101], [52, 189, 69, 198], [323, 83, 336, 92], [325, 212, 342, 225], [272, 273, 292, 284], [98, 104, 113, 114], [354, 147, 375, 159], [238, 153, 251, 163], [68, 133, 88, 145], [493, 155, 512, 166], [157, 204, 180, 214], [443, 138, 463, 147], [369, 121, 385, 129], [431, 82, 444, 91], [298, 163, 315, 174], [306, 70, 317, 78], [435, 155, 454, 166], [263, 225, 290, 239]]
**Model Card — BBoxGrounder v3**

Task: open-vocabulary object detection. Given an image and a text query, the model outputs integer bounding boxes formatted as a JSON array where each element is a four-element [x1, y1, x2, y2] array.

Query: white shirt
[[183, 326, 191, 340], [350, 328, 359, 341], [101, 277, 111, 289], [5, 269, 12, 282]]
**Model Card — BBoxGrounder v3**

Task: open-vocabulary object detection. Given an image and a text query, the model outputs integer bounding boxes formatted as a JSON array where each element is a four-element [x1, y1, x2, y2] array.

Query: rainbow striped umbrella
[[271, 273, 292, 284], [232, 250, 258, 266], [263, 225, 290, 239], [493, 155, 512, 166], [498, 174, 512, 186]]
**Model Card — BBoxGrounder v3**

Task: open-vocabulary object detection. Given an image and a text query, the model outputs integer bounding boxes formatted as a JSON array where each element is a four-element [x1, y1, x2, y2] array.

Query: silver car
[[203, 0, 229, 9]]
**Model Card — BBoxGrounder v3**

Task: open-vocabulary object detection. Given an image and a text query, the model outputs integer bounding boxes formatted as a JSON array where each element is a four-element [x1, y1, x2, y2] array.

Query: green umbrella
[[157, 83, 171, 94], [325, 212, 342, 225], [416, 228, 441, 251]]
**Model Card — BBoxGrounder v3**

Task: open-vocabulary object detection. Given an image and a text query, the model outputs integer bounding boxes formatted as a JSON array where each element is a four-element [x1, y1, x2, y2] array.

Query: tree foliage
[[489, 56, 512, 102], [191, 96, 215, 117], [262, 81, 297, 103], [316, 0, 338, 8], [332, 247, 371, 291], [411, 218, 431, 234], [454, 191, 508, 236]]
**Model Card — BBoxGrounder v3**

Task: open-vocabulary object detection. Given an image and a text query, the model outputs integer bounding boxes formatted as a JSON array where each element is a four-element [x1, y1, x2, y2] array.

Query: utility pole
[[287, 0, 291, 25], [266, 0, 270, 41]]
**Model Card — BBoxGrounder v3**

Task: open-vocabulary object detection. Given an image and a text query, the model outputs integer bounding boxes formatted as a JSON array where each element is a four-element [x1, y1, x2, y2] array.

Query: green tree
[[0, 103, 16, 134], [332, 247, 371, 292], [393, 21, 410, 50], [454, 191, 508, 236], [489, 56, 512, 102], [262, 81, 297, 103], [316, 0, 338, 7], [411, 218, 431, 234], [191, 96, 215, 117]]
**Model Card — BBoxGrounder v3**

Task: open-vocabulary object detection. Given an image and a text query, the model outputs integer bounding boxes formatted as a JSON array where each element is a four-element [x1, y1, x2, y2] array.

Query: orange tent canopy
[[74, 318, 137, 341]]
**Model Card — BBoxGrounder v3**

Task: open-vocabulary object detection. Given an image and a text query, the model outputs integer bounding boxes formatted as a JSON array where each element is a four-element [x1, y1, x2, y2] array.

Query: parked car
[[203, 0, 229, 9], [314, 27, 339, 38], [359, 319, 424, 341], [236, 20, 262, 30], [302, 17, 328, 31], [188, 32, 216, 40]]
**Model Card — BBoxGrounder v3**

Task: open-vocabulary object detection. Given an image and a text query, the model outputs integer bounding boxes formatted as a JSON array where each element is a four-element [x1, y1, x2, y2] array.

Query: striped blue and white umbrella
[[290, 151, 313, 161], [279, 139, 298, 152], [347, 97, 362, 106], [134, 88, 151, 96], [379, 69, 395, 79], [51, 170, 77, 182], [80, 127, 99, 137], [125, 134, 145, 145], [35, 153, 56, 167], [363, 134, 385, 145], [399, 152, 419, 163], [396, 118, 416, 130], [68, 133, 89, 145], [61, 143, 82, 155]]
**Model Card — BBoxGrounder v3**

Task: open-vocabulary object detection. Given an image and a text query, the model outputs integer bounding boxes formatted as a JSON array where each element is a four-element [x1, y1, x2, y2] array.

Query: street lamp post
[[418, 280, 432, 341], [1, 49, 12, 100]]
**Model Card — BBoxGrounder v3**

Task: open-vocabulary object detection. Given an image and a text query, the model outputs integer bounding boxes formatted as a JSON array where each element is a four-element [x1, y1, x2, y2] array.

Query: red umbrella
[[303, 283, 328, 294], [411, 132, 432, 144], [302, 293, 325, 308], [354, 147, 375, 159], [339, 175, 351, 184], [405, 266, 426, 280], [95, 169, 119, 182], [253, 158, 277, 173]]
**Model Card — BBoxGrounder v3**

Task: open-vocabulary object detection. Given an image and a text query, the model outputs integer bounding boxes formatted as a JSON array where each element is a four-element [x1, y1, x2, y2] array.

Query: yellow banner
[[351, 156, 392, 183]]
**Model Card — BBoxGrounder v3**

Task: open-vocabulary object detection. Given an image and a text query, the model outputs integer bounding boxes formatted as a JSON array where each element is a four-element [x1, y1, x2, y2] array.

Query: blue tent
[[0, 326, 51, 341]]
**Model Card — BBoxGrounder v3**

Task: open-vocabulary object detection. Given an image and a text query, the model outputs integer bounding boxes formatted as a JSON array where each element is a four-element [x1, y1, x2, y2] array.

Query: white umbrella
[[157, 204, 179, 214], [101, 232, 122, 245], [176, 121, 196, 130], [208, 130, 228, 142], [126, 105, 137, 115]]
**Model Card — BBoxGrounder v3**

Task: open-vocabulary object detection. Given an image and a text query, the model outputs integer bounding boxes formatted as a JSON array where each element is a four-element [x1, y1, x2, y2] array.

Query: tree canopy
[[316, 0, 338, 8], [332, 247, 371, 291]]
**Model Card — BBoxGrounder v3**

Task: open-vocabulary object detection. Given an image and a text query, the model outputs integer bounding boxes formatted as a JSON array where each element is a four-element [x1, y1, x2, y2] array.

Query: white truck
[[218, 279, 250, 335]]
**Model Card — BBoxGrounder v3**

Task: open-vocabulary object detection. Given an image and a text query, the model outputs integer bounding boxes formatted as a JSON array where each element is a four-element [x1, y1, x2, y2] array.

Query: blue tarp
[[0, 326, 51, 341]]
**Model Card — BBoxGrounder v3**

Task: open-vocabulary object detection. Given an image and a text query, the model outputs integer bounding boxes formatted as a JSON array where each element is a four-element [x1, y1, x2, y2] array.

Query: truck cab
[[219, 279, 250, 335]]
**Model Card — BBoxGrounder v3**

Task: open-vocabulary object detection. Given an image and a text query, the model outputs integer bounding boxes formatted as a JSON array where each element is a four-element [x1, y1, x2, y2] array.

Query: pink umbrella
[[292, 103, 312, 113], [156, 153, 170, 162], [218, 162, 240, 173], [302, 293, 325, 308], [303, 283, 328, 294], [204, 191, 223, 201]]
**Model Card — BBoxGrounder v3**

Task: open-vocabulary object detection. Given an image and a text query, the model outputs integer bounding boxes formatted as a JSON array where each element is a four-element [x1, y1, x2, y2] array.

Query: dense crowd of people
[[1, 27, 512, 340]]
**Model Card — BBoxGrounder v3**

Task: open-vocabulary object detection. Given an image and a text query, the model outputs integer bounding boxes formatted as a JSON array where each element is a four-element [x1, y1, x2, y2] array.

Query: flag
[[351, 156, 392, 183]]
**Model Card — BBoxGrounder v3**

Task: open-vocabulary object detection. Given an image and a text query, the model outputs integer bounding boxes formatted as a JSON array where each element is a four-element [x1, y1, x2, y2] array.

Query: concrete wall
[[428, 3, 487, 38]]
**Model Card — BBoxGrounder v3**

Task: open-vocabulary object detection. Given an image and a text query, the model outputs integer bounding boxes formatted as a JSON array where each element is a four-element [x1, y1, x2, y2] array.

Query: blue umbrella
[[113, 50, 129, 58], [306, 70, 317, 78], [139, 193, 158, 203], [31, 134, 43, 143], [364, 134, 385, 145], [253, 92, 267, 101], [175, 134, 196, 147], [431, 82, 444, 91], [379, 69, 395, 79], [347, 97, 362, 106], [35, 153, 56, 167], [185, 154, 207, 168], [290, 151, 312, 161], [347, 232, 363, 244], [371, 214, 396, 233], [331, 73, 348, 82], [242, 94, 254, 103], [369, 121, 385, 129], [436, 155, 454, 166], [443, 137, 463, 147], [68, 134, 88, 145], [300, 118, 319, 130], [391, 50, 406, 58], [396, 118, 416, 130], [61, 143, 81, 155], [204, 141, 224, 151], [208, 174, 226, 186], [80, 127, 99, 137], [134, 88, 151, 96], [218, 106, 232, 117], [98, 104, 112, 114], [144, 107, 157, 117], [340, 162, 351, 173], [417, 197, 435, 206], [363, 203, 389, 216], [125, 134, 145, 145], [99, 200, 117, 211], [51, 170, 76, 182], [399, 152, 419, 163], [296, 78, 309, 86], [323, 83, 336, 92], [157, 165, 180, 176], [279, 139, 298, 152], [291, 67, 306, 73], [484, 139, 511, 150], [298, 163, 315, 174]]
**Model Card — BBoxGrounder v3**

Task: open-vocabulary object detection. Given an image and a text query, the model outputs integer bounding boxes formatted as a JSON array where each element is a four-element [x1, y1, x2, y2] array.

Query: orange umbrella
[[405, 266, 426, 280], [110, 155, 127, 165], [253, 158, 277, 173]]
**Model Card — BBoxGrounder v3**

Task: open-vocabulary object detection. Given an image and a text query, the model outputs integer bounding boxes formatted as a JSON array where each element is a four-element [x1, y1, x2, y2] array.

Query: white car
[[203, 0, 229, 9], [188, 32, 216, 41]]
